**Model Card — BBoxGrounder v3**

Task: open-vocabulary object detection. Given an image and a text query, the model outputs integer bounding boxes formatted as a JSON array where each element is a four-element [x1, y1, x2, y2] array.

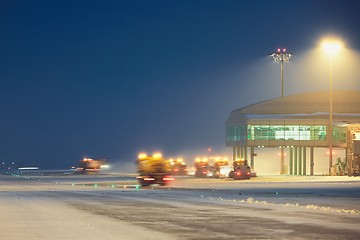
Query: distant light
[[19, 167, 39, 170], [100, 164, 110, 169], [326, 150, 336, 156]]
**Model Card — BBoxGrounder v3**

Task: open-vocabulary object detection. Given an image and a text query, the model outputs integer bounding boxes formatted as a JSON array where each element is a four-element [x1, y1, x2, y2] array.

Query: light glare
[[322, 40, 342, 57]]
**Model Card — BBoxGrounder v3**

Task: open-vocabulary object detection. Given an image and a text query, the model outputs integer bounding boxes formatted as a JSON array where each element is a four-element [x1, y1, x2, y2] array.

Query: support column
[[298, 147, 302, 175], [280, 146, 285, 174], [310, 147, 314, 176], [289, 147, 293, 175], [233, 147, 236, 161], [294, 147, 298, 175], [236, 147, 241, 160], [303, 147, 307, 175], [250, 147, 255, 170], [244, 147, 248, 161]]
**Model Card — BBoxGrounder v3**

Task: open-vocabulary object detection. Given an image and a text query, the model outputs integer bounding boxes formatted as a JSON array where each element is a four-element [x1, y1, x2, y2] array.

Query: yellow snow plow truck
[[136, 152, 174, 186]]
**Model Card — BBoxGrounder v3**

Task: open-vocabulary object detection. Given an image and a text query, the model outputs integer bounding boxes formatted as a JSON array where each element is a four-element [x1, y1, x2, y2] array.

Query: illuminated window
[[333, 126, 346, 143], [226, 125, 247, 142], [227, 124, 347, 145]]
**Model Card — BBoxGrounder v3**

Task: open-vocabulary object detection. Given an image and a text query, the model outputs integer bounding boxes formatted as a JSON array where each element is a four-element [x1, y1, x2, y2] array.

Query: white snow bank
[[206, 196, 359, 215]]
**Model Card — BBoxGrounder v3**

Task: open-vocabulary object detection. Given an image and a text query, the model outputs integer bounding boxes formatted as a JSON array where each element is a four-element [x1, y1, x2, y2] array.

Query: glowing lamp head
[[153, 152, 162, 158], [322, 40, 342, 57], [138, 153, 147, 159]]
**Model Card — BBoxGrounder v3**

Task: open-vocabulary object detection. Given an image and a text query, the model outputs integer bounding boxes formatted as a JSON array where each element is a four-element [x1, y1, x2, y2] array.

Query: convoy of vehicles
[[75, 151, 252, 185], [74, 140, 360, 183]]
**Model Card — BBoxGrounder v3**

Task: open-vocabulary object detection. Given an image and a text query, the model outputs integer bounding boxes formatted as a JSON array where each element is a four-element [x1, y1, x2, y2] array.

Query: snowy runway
[[1, 174, 359, 239]]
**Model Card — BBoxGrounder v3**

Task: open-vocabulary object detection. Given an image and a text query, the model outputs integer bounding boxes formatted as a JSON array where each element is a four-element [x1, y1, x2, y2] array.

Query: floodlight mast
[[271, 48, 292, 175], [271, 48, 292, 98], [321, 39, 342, 175]]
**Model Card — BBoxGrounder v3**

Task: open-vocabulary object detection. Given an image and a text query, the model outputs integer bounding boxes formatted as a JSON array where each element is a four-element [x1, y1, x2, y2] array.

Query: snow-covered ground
[[1, 174, 360, 239]]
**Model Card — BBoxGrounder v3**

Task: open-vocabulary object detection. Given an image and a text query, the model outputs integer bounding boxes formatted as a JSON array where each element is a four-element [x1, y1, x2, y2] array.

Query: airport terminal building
[[226, 90, 360, 175]]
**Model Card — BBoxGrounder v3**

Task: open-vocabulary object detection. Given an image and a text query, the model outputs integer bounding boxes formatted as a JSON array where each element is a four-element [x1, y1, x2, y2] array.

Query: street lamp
[[321, 39, 342, 175], [271, 48, 293, 97]]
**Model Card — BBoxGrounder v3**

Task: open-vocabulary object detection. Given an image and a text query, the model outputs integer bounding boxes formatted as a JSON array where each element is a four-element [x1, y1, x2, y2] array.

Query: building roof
[[227, 90, 360, 124], [235, 90, 360, 114]]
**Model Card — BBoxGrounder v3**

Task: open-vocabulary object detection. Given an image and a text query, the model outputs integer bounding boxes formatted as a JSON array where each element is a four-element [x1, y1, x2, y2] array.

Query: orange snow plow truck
[[136, 152, 174, 186], [76, 158, 107, 174]]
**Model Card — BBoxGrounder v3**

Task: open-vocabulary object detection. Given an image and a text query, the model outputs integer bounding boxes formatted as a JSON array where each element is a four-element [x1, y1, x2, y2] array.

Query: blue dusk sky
[[0, 0, 360, 169]]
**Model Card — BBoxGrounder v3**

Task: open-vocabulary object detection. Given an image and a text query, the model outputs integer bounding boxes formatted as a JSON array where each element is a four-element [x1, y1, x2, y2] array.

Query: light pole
[[271, 48, 292, 97], [322, 40, 342, 175], [271, 48, 292, 174]]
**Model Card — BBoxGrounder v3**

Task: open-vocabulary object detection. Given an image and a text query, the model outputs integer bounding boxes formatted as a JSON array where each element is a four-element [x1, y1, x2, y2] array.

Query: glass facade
[[333, 126, 347, 143], [227, 124, 346, 144]]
